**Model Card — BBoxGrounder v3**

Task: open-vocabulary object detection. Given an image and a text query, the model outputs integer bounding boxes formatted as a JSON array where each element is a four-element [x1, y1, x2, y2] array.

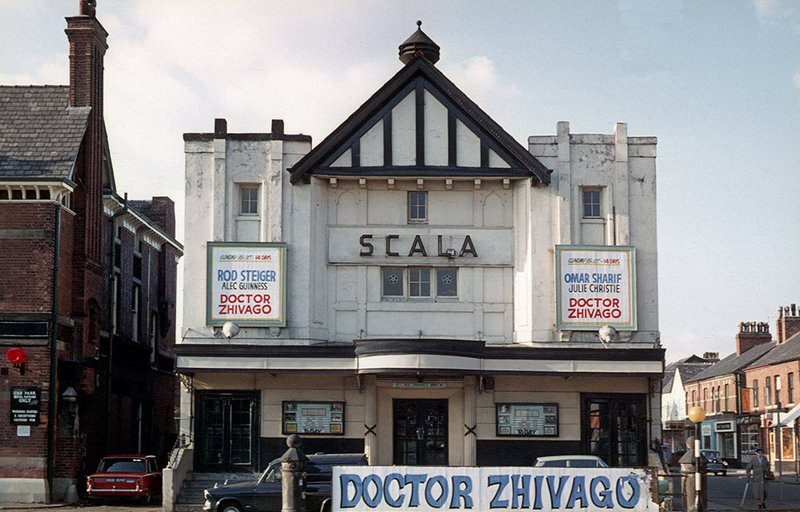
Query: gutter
[[46, 203, 62, 502]]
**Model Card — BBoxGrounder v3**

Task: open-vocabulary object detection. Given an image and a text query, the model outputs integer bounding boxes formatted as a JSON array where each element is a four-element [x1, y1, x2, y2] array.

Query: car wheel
[[220, 502, 242, 512], [141, 490, 152, 505]]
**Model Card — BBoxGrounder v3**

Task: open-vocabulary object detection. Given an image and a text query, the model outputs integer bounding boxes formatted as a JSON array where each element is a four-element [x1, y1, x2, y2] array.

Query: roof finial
[[398, 20, 440, 65]]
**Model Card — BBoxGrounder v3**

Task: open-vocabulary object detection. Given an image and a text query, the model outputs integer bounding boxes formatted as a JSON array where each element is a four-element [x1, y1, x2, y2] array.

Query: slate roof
[[746, 332, 800, 369], [0, 86, 90, 181], [663, 355, 714, 392], [686, 341, 776, 382]]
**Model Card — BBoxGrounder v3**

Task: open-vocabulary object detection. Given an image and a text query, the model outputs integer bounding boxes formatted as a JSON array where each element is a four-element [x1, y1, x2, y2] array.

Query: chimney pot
[[214, 118, 227, 138]]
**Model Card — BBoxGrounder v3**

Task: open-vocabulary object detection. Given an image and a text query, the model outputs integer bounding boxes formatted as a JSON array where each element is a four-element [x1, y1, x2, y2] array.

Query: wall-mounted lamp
[[6, 347, 27, 375]]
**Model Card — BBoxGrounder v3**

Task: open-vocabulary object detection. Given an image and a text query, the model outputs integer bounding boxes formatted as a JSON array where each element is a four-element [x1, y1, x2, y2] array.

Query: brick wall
[[744, 360, 800, 413], [685, 374, 739, 417]]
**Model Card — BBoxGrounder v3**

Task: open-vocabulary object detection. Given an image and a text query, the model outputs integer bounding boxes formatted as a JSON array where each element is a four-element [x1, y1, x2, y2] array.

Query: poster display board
[[332, 466, 659, 512], [496, 403, 558, 437], [207, 242, 286, 326], [11, 387, 40, 425], [555, 245, 637, 331], [282, 401, 345, 435]]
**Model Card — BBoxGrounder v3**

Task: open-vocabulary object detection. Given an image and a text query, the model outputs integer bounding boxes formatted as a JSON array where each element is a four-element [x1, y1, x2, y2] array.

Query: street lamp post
[[776, 378, 782, 478], [688, 406, 707, 512]]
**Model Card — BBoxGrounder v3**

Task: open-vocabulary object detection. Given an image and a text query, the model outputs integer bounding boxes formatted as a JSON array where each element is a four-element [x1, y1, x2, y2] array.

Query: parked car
[[533, 455, 609, 468], [86, 454, 161, 504], [701, 450, 729, 476], [203, 453, 367, 512]]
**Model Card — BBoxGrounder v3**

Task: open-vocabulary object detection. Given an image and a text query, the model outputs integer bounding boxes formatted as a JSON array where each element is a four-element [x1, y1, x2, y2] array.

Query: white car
[[534, 455, 609, 468]]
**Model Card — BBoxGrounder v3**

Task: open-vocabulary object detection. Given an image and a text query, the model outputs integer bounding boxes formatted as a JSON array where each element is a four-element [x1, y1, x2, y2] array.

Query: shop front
[[177, 342, 663, 470]]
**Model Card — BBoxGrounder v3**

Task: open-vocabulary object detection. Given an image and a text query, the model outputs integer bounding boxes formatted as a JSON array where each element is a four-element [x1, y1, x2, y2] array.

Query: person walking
[[746, 447, 770, 509]]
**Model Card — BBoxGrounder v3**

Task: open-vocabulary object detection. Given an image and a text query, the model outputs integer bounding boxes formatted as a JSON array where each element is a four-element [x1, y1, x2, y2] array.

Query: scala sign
[[206, 243, 286, 327], [555, 245, 637, 331], [332, 466, 658, 512]]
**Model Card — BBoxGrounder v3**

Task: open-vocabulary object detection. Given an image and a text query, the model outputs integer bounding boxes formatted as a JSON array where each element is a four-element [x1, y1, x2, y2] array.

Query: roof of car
[[101, 454, 155, 458], [535, 455, 604, 461]]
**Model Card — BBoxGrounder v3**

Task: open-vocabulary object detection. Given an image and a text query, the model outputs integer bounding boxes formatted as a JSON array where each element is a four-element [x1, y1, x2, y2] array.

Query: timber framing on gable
[[288, 57, 551, 185]]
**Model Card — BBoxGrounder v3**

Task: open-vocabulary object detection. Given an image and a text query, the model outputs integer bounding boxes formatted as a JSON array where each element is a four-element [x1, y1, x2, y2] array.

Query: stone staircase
[[174, 472, 259, 512]]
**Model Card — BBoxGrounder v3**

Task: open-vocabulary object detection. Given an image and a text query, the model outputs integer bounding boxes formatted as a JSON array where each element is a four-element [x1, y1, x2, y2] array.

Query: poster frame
[[495, 402, 559, 437], [206, 242, 287, 327], [555, 245, 637, 331], [281, 400, 346, 436]]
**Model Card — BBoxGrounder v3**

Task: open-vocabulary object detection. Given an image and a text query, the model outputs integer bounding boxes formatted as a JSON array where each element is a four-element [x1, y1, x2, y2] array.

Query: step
[[175, 504, 205, 512]]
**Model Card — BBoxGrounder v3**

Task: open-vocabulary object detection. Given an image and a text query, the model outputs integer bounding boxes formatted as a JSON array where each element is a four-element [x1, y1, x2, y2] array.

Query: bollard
[[679, 445, 707, 512], [281, 434, 307, 512]]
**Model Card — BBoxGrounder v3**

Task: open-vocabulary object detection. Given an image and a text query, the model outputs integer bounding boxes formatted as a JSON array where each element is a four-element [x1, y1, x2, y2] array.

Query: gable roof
[[746, 331, 800, 369], [289, 56, 551, 185], [0, 86, 90, 182], [687, 341, 776, 382], [662, 355, 714, 392]]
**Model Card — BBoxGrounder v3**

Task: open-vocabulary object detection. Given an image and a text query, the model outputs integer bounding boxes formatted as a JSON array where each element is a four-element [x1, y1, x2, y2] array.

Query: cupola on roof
[[399, 20, 440, 65]]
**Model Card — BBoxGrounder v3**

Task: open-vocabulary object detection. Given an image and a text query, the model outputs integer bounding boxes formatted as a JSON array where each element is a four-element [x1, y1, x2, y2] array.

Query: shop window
[[407, 191, 427, 224], [240, 185, 259, 215], [753, 380, 759, 408], [789, 373, 795, 403], [381, 267, 458, 299], [582, 188, 602, 218]]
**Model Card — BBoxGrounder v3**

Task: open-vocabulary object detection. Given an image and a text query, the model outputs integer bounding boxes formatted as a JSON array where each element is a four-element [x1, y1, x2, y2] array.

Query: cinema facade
[[175, 26, 663, 475]]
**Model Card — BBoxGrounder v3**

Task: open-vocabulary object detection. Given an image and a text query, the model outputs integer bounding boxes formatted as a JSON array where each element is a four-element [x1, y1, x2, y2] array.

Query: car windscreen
[[99, 459, 146, 473], [261, 463, 282, 483]]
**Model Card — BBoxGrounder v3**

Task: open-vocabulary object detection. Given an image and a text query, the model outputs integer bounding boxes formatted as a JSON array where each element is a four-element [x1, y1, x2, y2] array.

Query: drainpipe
[[106, 194, 127, 452], [46, 203, 62, 502]]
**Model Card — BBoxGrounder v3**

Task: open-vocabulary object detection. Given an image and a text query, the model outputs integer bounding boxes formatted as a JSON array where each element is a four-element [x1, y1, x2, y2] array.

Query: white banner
[[555, 246, 637, 331], [206, 243, 286, 326], [332, 466, 658, 512]]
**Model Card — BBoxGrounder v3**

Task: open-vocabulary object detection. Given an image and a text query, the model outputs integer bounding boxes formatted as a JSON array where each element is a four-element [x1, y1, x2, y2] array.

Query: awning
[[778, 403, 800, 427]]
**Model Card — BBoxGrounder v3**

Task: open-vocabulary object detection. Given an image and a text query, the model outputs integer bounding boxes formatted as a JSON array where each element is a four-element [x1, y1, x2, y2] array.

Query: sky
[[2, 0, 799, 363]]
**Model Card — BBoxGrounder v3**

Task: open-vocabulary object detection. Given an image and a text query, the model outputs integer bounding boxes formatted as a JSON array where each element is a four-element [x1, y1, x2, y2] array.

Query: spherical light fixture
[[687, 406, 706, 424]]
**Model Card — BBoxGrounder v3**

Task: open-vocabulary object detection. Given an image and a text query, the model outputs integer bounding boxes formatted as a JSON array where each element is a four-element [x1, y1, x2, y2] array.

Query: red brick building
[[742, 305, 800, 475], [0, 1, 182, 502]]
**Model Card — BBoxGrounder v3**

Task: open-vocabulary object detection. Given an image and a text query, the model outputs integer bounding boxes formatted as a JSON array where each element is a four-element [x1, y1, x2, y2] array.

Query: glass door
[[583, 394, 647, 467], [393, 399, 448, 466], [196, 392, 259, 472]]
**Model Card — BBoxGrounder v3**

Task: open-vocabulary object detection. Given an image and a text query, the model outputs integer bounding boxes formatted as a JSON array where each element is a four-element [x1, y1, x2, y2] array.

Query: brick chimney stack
[[777, 304, 800, 344], [736, 321, 771, 354], [64, 0, 108, 263]]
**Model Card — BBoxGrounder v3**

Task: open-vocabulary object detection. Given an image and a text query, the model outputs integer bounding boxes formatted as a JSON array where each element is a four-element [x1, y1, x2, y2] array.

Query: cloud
[[794, 71, 800, 92], [444, 56, 522, 103], [753, 0, 800, 29]]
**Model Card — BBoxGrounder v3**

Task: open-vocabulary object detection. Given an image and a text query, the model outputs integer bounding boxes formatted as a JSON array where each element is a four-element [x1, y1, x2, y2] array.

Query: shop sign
[[11, 387, 40, 425], [333, 466, 658, 512], [206, 242, 286, 326], [555, 245, 637, 331]]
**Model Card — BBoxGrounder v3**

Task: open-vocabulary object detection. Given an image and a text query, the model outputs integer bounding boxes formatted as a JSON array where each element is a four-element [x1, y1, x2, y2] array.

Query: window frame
[[407, 191, 428, 224], [753, 380, 759, 408], [766, 376, 772, 406], [239, 184, 260, 216], [380, 266, 458, 300], [582, 187, 602, 219], [789, 373, 795, 403]]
